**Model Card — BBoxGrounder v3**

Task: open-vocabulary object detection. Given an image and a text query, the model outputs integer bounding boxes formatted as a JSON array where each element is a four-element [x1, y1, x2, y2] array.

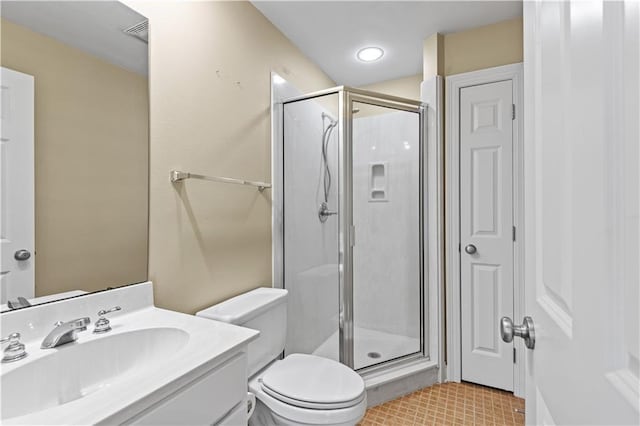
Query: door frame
[[444, 63, 525, 397]]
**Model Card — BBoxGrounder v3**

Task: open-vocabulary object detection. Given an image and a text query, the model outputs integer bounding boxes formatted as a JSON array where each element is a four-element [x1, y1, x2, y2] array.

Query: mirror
[[0, 1, 149, 312]]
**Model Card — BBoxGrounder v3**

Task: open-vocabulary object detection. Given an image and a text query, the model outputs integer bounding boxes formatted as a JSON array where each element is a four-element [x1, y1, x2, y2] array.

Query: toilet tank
[[196, 287, 287, 377]]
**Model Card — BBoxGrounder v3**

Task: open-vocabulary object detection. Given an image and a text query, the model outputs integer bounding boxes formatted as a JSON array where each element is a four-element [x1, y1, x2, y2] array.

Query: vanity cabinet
[[130, 351, 248, 425]]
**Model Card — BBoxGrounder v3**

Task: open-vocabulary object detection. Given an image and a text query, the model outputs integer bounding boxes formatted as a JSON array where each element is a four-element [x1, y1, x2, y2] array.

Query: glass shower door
[[351, 100, 422, 369], [283, 93, 341, 361]]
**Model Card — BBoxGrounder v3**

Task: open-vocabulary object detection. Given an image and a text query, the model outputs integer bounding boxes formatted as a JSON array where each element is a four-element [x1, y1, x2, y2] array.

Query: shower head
[[321, 112, 337, 127]]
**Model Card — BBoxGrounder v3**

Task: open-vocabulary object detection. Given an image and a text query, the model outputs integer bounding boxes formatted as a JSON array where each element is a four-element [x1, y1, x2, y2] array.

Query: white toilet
[[196, 288, 367, 426]]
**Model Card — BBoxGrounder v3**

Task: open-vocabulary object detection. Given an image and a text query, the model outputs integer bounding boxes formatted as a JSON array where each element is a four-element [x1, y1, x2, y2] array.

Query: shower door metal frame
[[281, 86, 427, 371], [344, 89, 426, 372], [338, 89, 355, 368]]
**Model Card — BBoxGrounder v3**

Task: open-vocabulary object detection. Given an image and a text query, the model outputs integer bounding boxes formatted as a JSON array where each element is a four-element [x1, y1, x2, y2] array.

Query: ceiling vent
[[123, 20, 148, 43]]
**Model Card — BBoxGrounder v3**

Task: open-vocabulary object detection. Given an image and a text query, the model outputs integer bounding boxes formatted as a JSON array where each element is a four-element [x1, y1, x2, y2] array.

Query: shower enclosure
[[278, 87, 426, 372]]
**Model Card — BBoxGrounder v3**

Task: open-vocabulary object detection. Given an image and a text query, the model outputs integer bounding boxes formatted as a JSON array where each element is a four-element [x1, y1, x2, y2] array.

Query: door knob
[[464, 244, 477, 254], [500, 316, 535, 349], [14, 250, 31, 261]]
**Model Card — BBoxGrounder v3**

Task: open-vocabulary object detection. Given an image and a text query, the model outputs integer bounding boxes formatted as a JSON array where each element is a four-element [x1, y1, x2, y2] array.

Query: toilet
[[196, 288, 367, 426]]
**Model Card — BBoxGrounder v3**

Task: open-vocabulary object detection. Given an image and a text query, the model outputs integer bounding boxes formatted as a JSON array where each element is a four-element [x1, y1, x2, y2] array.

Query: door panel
[[460, 80, 514, 391], [472, 147, 501, 236], [524, 1, 639, 424], [0, 67, 34, 304], [471, 263, 501, 355]]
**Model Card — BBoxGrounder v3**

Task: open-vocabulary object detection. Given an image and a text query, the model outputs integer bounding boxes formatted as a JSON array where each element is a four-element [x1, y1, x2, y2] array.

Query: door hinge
[[513, 347, 516, 363], [512, 104, 516, 120], [458, 243, 461, 252], [513, 226, 516, 242], [349, 226, 356, 247]]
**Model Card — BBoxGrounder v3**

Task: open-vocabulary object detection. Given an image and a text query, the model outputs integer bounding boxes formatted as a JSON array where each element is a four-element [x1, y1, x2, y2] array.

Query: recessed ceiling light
[[357, 47, 384, 62]]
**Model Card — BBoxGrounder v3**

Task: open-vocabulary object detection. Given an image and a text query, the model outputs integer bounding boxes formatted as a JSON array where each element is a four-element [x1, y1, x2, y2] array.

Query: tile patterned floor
[[359, 382, 525, 426]]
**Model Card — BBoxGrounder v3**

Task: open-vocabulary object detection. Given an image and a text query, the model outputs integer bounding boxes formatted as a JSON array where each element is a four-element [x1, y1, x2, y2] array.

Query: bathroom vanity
[[0, 282, 258, 425]]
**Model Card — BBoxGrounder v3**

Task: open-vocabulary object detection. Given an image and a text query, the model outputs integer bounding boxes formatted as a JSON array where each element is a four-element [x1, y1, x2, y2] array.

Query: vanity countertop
[[1, 283, 258, 425]]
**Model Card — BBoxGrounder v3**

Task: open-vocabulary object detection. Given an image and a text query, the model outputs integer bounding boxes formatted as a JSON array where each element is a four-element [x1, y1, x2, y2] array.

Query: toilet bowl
[[249, 355, 366, 425], [196, 288, 366, 425]]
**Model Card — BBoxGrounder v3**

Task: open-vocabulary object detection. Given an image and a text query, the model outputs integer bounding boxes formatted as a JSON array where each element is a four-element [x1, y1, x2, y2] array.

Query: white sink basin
[[0, 296, 258, 425], [1, 327, 189, 421]]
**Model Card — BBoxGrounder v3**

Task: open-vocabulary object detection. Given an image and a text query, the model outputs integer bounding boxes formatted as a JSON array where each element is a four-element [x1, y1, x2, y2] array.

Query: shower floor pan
[[312, 326, 420, 370]]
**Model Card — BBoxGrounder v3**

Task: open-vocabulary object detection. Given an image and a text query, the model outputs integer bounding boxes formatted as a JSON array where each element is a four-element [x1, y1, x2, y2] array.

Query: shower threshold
[[312, 326, 420, 370]]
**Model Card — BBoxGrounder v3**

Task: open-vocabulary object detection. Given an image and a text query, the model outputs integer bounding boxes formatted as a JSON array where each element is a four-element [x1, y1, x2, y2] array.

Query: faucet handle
[[94, 306, 122, 334], [1, 332, 28, 363], [97, 306, 121, 317]]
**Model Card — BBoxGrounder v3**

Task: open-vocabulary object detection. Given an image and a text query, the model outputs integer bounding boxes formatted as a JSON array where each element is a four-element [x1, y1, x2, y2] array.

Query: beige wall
[[442, 18, 523, 76], [359, 74, 422, 101], [126, 1, 334, 314], [1, 19, 149, 297]]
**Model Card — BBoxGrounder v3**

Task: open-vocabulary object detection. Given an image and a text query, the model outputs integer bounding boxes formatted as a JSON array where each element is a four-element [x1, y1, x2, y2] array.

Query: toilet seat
[[261, 386, 366, 411], [261, 354, 366, 409], [249, 354, 367, 425]]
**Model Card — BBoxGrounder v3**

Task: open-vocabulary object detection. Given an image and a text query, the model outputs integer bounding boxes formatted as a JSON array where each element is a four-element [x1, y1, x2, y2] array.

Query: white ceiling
[[1, 1, 148, 75], [252, 1, 522, 86]]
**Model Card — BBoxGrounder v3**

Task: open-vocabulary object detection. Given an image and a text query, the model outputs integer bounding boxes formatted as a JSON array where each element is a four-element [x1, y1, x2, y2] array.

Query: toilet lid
[[261, 354, 365, 410]]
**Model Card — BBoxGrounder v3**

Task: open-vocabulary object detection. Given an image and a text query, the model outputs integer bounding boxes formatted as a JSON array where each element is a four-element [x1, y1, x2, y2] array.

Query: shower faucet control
[[318, 202, 337, 222]]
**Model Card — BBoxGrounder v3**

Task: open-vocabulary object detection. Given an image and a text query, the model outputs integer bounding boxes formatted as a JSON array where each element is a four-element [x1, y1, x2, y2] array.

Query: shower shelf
[[169, 170, 271, 192]]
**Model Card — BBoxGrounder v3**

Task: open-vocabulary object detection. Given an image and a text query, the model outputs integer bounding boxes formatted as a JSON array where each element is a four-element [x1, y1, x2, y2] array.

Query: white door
[[0, 67, 35, 304], [523, 1, 639, 424], [460, 80, 514, 391]]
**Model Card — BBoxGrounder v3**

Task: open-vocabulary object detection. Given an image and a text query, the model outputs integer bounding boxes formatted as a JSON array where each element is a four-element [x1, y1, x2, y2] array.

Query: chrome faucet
[[41, 317, 90, 349], [318, 202, 337, 222]]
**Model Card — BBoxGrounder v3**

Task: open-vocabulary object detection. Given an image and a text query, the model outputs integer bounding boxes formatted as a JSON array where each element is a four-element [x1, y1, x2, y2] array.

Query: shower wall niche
[[368, 162, 388, 202], [281, 87, 425, 372]]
